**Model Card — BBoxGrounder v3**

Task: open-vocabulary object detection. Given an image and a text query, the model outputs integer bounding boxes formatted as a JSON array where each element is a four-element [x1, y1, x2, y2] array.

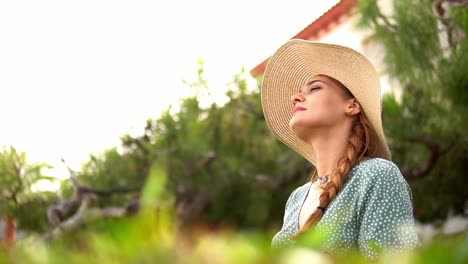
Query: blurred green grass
[[1, 212, 466, 264]]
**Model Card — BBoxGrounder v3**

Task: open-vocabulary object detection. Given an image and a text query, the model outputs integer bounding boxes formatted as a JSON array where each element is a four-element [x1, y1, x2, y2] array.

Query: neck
[[309, 126, 351, 178]]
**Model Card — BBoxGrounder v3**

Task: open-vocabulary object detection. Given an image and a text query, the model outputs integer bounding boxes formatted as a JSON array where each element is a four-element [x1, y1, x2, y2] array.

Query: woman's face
[[289, 75, 354, 141]]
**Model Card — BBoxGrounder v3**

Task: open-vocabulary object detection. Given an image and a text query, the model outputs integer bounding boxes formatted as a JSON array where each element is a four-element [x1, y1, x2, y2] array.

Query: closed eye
[[309, 87, 320, 92]]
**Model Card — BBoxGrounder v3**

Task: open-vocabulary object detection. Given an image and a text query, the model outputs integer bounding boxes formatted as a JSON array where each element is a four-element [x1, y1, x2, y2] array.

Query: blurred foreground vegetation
[[1, 168, 467, 264], [0, 217, 467, 264]]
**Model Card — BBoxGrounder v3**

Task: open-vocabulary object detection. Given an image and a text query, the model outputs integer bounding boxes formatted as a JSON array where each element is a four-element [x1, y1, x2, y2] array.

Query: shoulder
[[350, 158, 411, 197], [350, 158, 405, 184], [350, 158, 413, 202], [353, 157, 400, 173]]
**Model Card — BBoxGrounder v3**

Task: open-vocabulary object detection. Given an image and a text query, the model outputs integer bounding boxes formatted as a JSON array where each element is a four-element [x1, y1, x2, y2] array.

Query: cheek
[[318, 94, 345, 117], [317, 93, 337, 108], [302, 96, 344, 124]]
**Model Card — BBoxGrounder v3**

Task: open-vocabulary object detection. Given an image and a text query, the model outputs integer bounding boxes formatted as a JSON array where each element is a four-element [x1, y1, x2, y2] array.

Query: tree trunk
[[2, 214, 16, 246]]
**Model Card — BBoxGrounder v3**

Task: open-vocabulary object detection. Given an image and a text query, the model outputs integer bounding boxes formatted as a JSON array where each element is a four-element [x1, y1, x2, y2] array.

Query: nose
[[291, 93, 304, 105]]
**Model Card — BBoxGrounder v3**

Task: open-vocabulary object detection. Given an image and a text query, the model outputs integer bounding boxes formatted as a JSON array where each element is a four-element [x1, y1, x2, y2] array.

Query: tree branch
[[43, 196, 91, 240], [43, 158, 147, 240], [43, 198, 141, 241], [369, 1, 398, 31], [61, 158, 140, 196], [376, 13, 398, 31], [77, 186, 140, 197], [197, 151, 217, 169], [5, 187, 19, 205], [401, 135, 441, 180]]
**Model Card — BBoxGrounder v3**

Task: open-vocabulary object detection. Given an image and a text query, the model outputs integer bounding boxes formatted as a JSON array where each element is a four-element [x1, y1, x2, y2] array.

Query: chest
[[298, 182, 323, 230]]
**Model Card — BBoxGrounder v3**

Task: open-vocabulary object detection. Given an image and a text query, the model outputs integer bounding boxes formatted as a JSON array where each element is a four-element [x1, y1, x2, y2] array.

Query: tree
[[355, 0, 467, 221], [148, 65, 309, 232], [0, 146, 57, 244], [47, 62, 311, 238]]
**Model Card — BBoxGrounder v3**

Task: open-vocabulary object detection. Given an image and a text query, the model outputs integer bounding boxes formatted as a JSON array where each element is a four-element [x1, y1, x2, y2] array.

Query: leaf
[[140, 164, 168, 209]]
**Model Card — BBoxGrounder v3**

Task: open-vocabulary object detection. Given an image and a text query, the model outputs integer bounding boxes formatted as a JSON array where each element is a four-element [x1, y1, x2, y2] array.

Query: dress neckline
[[297, 182, 313, 232], [295, 157, 372, 232]]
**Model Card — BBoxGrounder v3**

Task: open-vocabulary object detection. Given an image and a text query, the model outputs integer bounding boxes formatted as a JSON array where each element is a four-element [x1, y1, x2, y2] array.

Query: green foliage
[[151, 66, 308, 229], [357, 0, 441, 84], [10, 193, 58, 232], [356, 0, 468, 221], [140, 164, 172, 210], [69, 145, 151, 210], [78, 148, 147, 190], [0, 146, 58, 232], [439, 29, 468, 107]]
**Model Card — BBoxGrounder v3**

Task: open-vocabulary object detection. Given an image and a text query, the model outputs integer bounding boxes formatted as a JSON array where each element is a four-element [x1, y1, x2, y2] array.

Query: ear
[[345, 99, 361, 116]]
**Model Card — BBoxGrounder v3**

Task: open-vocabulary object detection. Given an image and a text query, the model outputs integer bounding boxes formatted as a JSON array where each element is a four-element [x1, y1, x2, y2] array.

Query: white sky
[[0, 0, 339, 179]]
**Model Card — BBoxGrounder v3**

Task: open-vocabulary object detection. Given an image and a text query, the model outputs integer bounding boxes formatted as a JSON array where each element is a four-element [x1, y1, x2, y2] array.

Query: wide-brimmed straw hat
[[261, 39, 391, 165]]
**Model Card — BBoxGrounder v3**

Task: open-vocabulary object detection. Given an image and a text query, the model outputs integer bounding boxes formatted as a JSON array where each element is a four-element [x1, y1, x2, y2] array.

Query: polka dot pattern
[[271, 158, 420, 258]]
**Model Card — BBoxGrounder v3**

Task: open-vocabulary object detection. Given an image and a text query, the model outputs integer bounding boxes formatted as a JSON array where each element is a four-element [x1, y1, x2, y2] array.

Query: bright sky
[[0, 0, 339, 181]]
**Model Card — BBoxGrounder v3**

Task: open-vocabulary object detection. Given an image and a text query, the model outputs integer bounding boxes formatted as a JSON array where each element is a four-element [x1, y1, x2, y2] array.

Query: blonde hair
[[297, 76, 379, 234]]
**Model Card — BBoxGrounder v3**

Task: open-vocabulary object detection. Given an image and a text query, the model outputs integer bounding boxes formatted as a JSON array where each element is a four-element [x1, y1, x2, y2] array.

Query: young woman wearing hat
[[261, 40, 419, 258]]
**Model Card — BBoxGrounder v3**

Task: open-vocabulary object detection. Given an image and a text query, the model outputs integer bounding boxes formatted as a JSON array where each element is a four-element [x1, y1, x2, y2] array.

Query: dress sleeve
[[271, 187, 300, 248], [357, 159, 420, 258], [283, 188, 299, 224]]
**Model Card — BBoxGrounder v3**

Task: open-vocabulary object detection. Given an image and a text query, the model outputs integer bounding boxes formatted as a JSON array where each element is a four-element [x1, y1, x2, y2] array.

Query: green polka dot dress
[[272, 158, 420, 258]]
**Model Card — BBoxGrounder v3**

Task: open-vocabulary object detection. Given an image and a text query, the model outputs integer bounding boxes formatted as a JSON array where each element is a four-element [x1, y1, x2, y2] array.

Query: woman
[[261, 40, 419, 258]]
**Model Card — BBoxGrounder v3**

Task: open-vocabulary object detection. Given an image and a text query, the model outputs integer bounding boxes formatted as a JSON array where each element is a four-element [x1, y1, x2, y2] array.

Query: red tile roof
[[250, 0, 357, 76]]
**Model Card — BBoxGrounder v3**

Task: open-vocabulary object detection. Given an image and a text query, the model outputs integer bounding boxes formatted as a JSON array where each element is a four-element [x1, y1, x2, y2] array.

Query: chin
[[289, 122, 313, 142]]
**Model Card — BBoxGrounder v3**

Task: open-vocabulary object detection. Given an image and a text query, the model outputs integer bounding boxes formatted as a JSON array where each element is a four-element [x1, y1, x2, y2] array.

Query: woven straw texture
[[261, 40, 391, 165]]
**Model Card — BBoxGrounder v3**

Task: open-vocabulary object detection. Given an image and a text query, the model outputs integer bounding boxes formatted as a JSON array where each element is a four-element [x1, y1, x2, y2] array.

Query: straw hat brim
[[261, 40, 391, 165]]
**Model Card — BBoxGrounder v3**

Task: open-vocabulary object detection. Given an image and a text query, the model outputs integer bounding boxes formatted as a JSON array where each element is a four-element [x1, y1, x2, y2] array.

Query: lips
[[293, 106, 307, 114]]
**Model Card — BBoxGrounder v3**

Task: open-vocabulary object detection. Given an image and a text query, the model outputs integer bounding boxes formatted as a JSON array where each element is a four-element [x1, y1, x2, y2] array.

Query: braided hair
[[297, 76, 379, 234]]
